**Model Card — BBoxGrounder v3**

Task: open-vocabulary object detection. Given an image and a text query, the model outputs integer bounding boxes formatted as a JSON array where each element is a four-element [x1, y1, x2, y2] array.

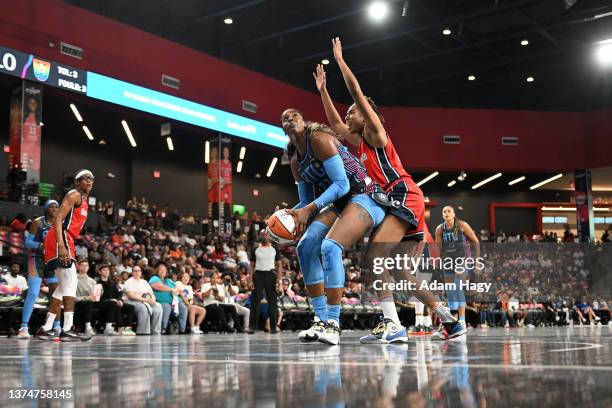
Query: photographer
[[222, 275, 249, 332], [198, 274, 235, 333]]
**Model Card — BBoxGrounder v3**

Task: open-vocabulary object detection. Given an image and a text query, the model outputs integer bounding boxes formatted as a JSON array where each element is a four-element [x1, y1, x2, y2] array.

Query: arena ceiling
[[62, 0, 612, 111]]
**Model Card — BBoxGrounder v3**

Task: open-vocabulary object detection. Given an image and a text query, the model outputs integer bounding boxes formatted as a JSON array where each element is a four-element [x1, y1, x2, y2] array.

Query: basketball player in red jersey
[[36, 169, 94, 342], [314, 37, 465, 342]]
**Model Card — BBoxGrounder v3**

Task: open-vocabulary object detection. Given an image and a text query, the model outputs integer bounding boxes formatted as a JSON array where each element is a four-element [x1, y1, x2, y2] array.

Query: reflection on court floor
[[0, 327, 611, 407]]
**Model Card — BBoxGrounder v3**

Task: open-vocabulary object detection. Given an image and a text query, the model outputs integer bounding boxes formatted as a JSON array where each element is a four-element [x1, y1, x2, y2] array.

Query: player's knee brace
[[296, 221, 329, 286], [321, 238, 344, 289]]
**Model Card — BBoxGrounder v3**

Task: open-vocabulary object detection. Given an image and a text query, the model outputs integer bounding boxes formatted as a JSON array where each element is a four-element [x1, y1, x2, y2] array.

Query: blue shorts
[[349, 194, 387, 228]]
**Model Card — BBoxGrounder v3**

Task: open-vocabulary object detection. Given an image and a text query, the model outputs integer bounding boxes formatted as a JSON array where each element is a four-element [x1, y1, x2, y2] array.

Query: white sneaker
[[104, 327, 118, 336], [85, 326, 96, 336], [191, 327, 203, 334], [18, 327, 30, 339], [381, 319, 408, 344], [298, 320, 326, 342], [318, 322, 341, 346], [120, 327, 136, 336]]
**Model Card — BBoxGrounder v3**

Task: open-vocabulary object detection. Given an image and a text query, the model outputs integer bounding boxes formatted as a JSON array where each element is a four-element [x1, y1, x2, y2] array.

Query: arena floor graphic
[[1, 327, 611, 407]]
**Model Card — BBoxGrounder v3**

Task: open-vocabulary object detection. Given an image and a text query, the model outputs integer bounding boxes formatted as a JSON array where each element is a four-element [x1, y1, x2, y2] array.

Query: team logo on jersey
[[32, 59, 51, 82], [80, 208, 87, 217], [360, 153, 367, 163]]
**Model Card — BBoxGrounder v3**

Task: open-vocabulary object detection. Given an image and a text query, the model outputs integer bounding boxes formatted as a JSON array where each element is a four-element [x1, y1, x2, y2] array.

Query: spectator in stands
[[0, 215, 11, 231], [601, 226, 610, 243], [75, 259, 97, 335], [576, 297, 601, 325], [175, 272, 205, 334], [123, 265, 162, 335], [221, 274, 249, 331], [10, 213, 28, 233], [116, 257, 133, 275], [1, 260, 27, 291], [563, 225, 575, 243], [149, 263, 184, 333], [198, 275, 235, 333], [97, 264, 136, 336]]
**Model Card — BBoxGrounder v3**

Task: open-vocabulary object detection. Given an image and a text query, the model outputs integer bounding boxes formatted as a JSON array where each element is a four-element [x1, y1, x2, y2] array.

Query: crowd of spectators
[[0, 197, 610, 334]]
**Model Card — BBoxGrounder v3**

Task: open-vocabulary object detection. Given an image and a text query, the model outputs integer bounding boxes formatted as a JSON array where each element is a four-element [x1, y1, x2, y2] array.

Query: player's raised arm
[[332, 37, 387, 147], [313, 64, 359, 146]]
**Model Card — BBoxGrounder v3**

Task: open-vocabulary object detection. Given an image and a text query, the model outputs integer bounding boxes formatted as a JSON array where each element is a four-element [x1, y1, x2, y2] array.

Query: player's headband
[[44, 200, 59, 210], [75, 169, 94, 180]]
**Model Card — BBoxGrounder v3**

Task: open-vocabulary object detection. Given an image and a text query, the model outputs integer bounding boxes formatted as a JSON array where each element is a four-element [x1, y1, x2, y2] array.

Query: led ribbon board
[[86, 72, 289, 148], [0, 45, 87, 94]]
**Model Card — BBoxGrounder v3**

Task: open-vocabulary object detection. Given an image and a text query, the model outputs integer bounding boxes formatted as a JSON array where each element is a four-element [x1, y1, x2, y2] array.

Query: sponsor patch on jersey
[[360, 153, 367, 163]]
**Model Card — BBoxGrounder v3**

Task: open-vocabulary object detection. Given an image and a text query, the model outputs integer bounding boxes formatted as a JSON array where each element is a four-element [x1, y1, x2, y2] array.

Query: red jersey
[[44, 190, 89, 267], [358, 136, 411, 190], [63, 190, 89, 238]]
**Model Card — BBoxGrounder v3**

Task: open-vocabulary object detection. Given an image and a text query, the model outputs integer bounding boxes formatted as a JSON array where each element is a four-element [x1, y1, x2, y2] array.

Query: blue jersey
[[298, 127, 379, 210], [439, 220, 470, 258], [27, 216, 52, 274]]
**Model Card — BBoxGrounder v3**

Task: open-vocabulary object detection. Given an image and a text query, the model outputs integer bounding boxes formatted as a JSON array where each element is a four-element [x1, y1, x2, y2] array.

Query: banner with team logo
[[207, 136, 233, 233], [8, 81, 43, 184]]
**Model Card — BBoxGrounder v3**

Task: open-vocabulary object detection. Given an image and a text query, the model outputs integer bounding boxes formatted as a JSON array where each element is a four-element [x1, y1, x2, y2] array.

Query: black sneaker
[[60, 330, 92, 342], [35, 327, 59, 341]]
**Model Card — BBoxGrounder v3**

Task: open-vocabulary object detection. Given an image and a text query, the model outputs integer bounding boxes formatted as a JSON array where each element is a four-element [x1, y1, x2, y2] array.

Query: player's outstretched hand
[[313, 64, 327, 93], [332, 37, 343, 61]]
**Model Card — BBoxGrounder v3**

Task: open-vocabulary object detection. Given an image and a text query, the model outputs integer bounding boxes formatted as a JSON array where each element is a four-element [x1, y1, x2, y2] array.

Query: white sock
[[415, 301, 424, 326], [63, 312, 74, 332], [424, 315, 432, 327], [434, 304, 456, 323], [380, 297, 400, 325], [42, 313, 57, 331], [85, 322, 92, 330]]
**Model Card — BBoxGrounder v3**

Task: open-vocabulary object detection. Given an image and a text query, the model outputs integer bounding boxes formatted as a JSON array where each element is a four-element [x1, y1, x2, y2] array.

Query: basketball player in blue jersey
[[281, 108, 389, 345], [18, 200, 60, 339], [433, 205, 481, 338]]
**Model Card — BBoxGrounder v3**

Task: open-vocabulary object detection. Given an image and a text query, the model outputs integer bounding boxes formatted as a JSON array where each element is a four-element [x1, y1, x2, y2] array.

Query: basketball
[[266, 209, 298, 244]]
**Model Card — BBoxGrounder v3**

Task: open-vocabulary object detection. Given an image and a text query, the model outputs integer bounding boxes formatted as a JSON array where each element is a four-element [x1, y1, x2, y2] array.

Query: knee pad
[[297, 221, 329, 286], [321, 238, 344, 289]]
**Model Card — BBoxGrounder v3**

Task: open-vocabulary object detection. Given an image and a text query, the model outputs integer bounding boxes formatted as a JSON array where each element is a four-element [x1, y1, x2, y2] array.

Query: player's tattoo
[[357, 207, 371, 224]]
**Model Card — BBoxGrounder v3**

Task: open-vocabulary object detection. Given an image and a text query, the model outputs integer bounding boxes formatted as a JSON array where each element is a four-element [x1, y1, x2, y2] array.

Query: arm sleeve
[[292, 181, 316, 210], [25, 232, 41, 251], [313, 154, 350, 210]]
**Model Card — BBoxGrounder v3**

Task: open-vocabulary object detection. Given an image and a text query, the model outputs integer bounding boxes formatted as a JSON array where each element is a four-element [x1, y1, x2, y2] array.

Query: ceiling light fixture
[[224, 17, 233, 25], [416, 171, 439, 187], [521, 39, 529, 46], [121, 120, 137, 147], [442, 28, 452, 36], [530, 173, 563, 190], [267, 157, 278, 177], [166, 137, 174, 151], [82, 125, 94, 141], [367, 1, 390, 22], [472, 173, 502, 189], [70, 103, 83, 122], [204, 141, 210, 164], [508, 176, 526, 186], [447, 180, 457, 187]]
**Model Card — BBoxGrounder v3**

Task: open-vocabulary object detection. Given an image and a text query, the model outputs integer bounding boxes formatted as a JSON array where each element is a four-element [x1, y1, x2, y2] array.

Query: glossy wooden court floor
[[0, 327, 611, 407]]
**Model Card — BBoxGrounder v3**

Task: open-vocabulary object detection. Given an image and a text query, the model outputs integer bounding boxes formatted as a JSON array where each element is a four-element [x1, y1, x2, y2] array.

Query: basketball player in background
[[18, 200, 59, 338], [36, 170, 95, 342], [434, 205, 481, 337], [315, 37, 464, 342]]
